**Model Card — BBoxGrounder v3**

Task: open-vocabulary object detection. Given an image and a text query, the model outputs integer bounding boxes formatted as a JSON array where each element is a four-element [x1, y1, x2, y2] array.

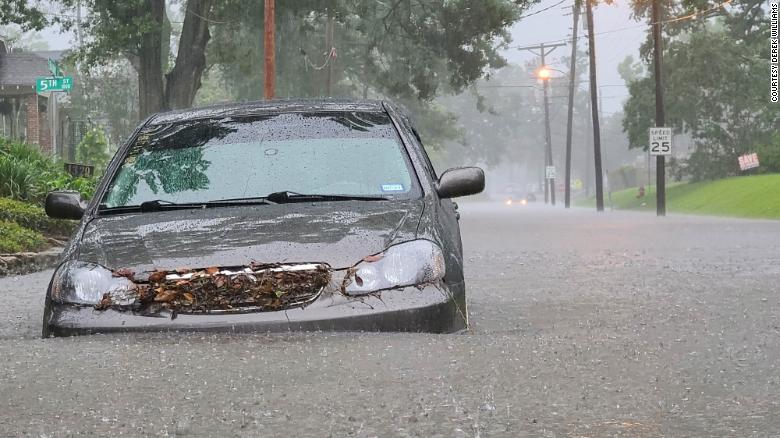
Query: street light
[[535, 66, 565, 81], [536, 66, 552, 80], [534, 65, 565, 206]]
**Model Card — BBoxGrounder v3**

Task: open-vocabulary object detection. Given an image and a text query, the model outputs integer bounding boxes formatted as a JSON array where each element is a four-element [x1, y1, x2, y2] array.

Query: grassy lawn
[[576, 174, 780, 219]]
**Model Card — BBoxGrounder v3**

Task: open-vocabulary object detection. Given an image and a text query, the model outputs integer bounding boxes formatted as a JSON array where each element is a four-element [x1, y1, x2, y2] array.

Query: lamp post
[[536, 65, 567, 206], [519, 42, 566, 205]]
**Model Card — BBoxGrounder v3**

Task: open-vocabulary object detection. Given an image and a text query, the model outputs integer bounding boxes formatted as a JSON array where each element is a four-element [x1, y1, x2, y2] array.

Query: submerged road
[[2, 203, 779, 437]]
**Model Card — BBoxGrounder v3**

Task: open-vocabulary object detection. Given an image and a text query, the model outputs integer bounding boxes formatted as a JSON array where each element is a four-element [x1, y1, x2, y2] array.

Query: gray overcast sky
[[502, 0, 647, 114], [36, 0, 645, 113]]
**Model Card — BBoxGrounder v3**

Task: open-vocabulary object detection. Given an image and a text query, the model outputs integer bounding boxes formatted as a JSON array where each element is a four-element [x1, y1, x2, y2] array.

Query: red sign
[[738, 153, 760, 171]]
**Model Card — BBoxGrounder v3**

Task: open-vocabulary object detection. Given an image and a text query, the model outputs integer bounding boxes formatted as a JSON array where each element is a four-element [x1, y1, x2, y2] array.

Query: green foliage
[[0, 140, 59, 201], [577, 174, 780, 219], [206, 0, 531, 147], [755, 136, 780, 174], [106, 147, 210, 207], [0, 0, 46, 31], [616, 56, 643, 83], [53, 0, 153, 68], [0, 198, 76, 236], [65, 59, 140, 146], [435, 64, 546, 168], [211, 1, 524, 102], [622, 2, 775, 181], [0, 140, 98, 203], [6, 0, 533, 147], [0, 155, 42, 201], [0, 220, 46, 254], [0, 25, 50, 51], [75, 127, 111, 171]]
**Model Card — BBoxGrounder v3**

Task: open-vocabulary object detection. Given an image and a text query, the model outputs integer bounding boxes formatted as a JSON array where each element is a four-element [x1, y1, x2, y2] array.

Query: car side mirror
[[436, 167, 485, 199], [45, 191, 87, 220]]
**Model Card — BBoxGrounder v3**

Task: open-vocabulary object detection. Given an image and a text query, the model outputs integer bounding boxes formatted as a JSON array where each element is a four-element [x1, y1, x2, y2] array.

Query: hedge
[[0, 197, 76, 236], [0, 220, 46, 254]]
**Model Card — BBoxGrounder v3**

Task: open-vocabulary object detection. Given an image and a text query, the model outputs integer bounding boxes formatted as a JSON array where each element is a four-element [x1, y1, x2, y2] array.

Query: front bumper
[[43, 283, 466, 337]]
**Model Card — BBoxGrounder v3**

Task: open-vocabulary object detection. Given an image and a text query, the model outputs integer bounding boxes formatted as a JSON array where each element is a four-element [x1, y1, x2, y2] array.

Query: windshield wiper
[[98, 192, 385, 215], [206, 197, 276, 205], [98, 199, 208, 215], [98, 198, 275, 215], [139, 199, 202, 212], [264, 191, 388, 203]]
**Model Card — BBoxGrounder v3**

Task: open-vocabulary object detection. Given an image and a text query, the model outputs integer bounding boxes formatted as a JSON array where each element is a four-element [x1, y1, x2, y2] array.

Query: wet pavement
[[2, 203, 779, 437]]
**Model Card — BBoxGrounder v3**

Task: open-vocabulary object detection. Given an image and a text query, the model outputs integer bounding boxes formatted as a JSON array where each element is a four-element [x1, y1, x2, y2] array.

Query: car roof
[[149, 99, 389, 125]]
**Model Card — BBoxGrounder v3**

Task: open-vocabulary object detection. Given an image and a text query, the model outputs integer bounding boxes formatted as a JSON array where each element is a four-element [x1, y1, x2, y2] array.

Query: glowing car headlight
[[51, 261, 135, 305], [344, 240, 445, 295]]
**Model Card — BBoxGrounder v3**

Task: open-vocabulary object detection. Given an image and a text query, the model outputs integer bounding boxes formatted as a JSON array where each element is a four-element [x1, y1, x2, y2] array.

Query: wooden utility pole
[[564, 0, 581, 209], [541, 45, 555, 205], [518, 41, 566, 206], [652, 0, 666, 216], [325, 12, 335, 96], [263, 0, 275, 99], [585, 0, 604, 212]]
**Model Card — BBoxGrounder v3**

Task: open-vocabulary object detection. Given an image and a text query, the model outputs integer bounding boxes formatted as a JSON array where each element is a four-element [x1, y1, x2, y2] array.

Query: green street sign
[[47, 59, 62, 77], [36, 76, 73, 93]]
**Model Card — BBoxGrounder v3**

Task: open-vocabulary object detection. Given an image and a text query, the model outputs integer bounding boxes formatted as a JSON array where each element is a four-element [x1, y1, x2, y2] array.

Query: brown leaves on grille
[[100, 265, 330, 315], [112, 268, 135, 281], [95, 293, 113, 310], [148, 271, 167, 283]]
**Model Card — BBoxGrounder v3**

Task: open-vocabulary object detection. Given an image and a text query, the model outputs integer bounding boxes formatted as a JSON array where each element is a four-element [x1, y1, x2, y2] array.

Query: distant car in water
[[41, 99, 485, 337], [501, 185, 535, 206]]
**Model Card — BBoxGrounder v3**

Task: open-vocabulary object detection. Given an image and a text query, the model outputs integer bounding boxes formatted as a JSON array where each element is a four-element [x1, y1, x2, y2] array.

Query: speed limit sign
[[649, 127, 672, 156]]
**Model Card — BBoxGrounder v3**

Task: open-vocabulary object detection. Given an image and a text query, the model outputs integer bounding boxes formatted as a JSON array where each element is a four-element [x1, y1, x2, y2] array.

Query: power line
[[518, 0, 570, 20], [511, 0, 733, 50]]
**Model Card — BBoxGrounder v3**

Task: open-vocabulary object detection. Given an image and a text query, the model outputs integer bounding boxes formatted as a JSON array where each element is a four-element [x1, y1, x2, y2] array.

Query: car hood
[[75, 200, 424, 272]]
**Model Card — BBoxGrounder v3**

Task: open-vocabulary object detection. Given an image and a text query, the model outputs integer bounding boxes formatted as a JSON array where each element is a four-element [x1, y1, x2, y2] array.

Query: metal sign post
[[36, 59, 73, 156]]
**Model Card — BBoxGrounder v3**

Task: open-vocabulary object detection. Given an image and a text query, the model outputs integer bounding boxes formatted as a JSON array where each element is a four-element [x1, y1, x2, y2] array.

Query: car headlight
[[51, 261, 136, 305], [344, 240, 445, 295]]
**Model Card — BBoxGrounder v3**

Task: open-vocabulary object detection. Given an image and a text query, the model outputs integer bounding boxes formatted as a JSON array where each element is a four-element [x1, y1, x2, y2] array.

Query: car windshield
[[101, 111, 418, 208]]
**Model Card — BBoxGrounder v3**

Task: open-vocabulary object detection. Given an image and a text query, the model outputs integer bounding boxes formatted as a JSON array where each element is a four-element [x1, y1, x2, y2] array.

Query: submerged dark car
[[42, 100, 484, 337]]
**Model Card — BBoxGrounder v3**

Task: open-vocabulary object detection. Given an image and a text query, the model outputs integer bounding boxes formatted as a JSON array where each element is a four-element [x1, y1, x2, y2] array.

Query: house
[[0, 39, 66, 155]]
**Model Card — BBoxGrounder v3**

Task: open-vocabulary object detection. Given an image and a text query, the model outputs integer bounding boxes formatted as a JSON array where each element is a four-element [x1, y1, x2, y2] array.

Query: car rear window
[[101, 111, 420, 208]]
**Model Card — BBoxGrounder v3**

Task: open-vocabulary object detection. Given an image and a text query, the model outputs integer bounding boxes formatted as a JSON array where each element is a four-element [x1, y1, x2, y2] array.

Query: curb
[[0, 247, 63, 278]]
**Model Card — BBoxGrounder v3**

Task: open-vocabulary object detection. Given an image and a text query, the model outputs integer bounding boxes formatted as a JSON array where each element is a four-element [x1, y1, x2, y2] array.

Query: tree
[[622, 0, 778, 180], [205, 1, 530, 146], [65, 59, 140, 146], [0, 25, 50, 51], [75, 127, 110, 171], [210, 1, 524, 102], [51, 0, 214, 118], [5, 0, 531, 124], [0, 1, 45, 31]]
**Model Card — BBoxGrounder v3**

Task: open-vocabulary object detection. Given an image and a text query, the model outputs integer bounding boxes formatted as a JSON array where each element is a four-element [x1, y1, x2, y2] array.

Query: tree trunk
[[165, 0, 213, 109], [137, 0, 166, 119]]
